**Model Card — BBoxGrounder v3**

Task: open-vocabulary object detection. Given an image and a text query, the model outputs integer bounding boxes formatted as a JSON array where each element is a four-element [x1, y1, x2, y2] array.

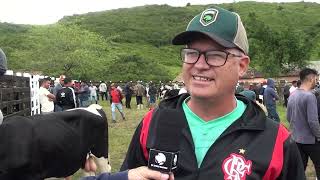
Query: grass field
[[71, 99, 316, 179]]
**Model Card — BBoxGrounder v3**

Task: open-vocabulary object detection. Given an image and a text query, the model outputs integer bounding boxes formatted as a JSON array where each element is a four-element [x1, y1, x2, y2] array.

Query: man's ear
[[239, 56, 250, 77]]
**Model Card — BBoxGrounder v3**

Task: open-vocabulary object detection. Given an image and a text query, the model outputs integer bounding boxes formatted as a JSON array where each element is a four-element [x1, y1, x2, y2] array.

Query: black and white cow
[[0, 104, 108, 180]]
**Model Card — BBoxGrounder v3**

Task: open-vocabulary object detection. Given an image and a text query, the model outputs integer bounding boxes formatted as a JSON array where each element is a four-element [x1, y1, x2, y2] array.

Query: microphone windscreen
[[148, 149, 178, 173]]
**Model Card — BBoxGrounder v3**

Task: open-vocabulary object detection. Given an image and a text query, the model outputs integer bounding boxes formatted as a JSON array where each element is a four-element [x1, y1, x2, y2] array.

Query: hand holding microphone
[[83, 156, 173, 180], [128, 166, 174, 180], [148, 149, 178, 175]]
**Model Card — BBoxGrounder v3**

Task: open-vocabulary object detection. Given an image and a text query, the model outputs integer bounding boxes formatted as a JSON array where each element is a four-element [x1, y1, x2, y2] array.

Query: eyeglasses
[[180, 48, 242, 67]]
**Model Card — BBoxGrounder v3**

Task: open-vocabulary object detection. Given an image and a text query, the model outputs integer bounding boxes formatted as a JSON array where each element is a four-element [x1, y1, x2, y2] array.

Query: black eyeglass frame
[[180, 48, 242, 67]]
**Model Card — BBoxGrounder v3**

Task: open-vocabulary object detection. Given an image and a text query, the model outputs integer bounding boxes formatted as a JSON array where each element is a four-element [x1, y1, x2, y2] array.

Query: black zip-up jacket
[[56, 87, 76, 110], [121, 94, 305, 180]]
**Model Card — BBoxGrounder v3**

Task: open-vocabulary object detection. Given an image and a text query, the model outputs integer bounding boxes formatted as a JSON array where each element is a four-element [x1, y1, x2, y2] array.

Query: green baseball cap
[[172, 6, 249, 55]]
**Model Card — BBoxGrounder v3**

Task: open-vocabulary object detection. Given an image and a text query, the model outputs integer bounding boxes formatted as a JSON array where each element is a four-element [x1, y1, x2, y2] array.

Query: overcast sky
[[0, 0, 319, 25]]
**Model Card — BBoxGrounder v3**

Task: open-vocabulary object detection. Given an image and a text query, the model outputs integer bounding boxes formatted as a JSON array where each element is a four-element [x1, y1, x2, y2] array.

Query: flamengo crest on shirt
[[222, 153, 252, 180]]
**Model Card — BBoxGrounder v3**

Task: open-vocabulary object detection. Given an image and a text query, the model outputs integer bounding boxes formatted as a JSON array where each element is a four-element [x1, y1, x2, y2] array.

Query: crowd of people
[[236, 72, 320, 179], [39, 77, 186, 114], [236, 78, 302, 123]]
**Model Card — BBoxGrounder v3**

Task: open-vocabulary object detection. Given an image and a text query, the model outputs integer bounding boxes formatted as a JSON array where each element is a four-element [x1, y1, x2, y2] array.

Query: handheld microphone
[[148, 149, 179, 173]]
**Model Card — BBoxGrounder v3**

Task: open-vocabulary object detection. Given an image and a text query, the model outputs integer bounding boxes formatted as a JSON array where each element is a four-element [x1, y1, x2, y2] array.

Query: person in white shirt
[[289, 80, 298, 95], [99, 82, 108, 101], [89, 83, 98, 104], [39, 78, 55, 114]]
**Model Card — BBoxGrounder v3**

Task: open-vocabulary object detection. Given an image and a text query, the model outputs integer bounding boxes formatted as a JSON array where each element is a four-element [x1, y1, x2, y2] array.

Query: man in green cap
[[121, 6, 305, 179]]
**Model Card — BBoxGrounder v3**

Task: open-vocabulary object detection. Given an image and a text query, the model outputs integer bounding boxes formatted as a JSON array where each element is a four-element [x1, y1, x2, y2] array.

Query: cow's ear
[[97, 109, 107, 120], [88, 104, 102, 110], [82, 104, 103, 117]]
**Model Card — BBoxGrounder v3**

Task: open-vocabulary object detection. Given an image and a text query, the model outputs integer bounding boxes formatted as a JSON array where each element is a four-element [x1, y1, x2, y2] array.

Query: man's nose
[[194, 53, 210, 68]]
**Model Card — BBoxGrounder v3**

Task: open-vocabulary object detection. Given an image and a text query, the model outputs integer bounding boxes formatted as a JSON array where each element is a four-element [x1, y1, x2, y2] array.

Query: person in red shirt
[[110, 83, 125, 123]]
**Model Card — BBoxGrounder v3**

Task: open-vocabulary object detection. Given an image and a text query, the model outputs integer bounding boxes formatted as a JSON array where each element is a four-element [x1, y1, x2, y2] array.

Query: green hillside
[[0, 2, 320, 81], [60, 2, 320, 47]]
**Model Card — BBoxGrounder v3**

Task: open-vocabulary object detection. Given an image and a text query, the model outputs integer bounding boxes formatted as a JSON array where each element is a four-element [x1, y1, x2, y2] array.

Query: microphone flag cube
[[148, 149, 178, 173]]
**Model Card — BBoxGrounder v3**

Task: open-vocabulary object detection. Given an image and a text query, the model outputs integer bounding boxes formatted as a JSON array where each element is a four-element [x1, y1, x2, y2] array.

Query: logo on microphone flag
[[148, 149, 179, 173]]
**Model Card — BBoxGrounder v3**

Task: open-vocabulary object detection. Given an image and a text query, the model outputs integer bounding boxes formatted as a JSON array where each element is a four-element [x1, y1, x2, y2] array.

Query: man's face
[[59, 75, 66, 84], [44, 81, 50, 89], [60, 78, 64, 84], [182, 38, 249, 100]]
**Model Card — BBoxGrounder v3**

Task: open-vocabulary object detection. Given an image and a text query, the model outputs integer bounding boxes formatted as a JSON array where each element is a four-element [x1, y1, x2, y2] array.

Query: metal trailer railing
[[0, 73, 31, 118]]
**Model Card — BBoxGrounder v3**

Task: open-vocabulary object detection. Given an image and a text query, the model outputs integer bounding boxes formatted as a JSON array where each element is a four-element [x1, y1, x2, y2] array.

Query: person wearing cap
[[120, 6, 305, 179]]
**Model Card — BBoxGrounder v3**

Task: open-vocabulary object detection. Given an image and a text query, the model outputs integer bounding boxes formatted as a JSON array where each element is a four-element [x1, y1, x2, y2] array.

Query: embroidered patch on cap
[[200, 8, 219, 26]]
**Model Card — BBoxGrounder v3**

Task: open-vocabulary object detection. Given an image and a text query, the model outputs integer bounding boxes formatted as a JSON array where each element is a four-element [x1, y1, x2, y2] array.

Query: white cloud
[[0, 0, 319, 25]]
